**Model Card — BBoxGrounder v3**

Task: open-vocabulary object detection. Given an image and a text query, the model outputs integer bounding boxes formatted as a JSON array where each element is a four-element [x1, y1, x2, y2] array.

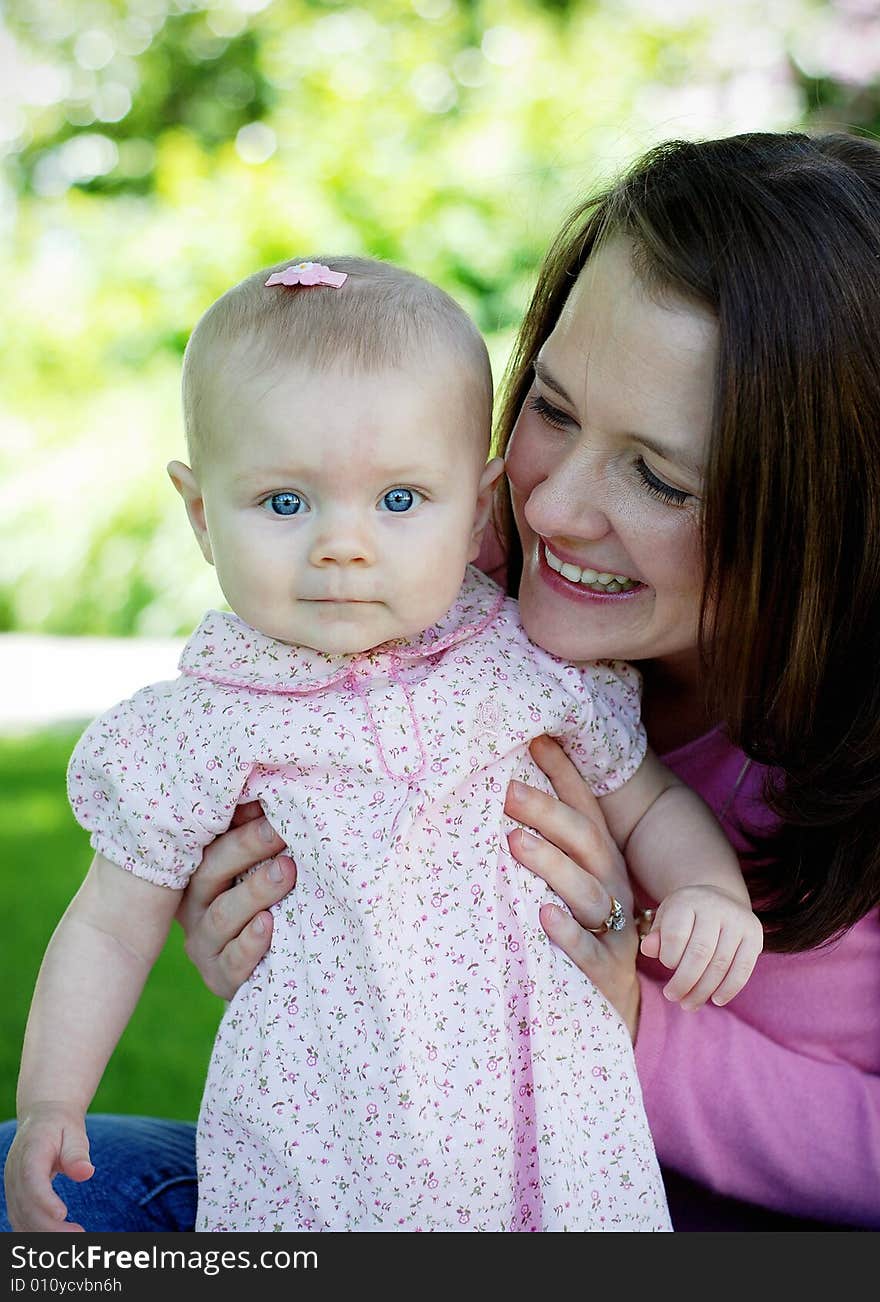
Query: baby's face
[[179, 355, 498, 653]]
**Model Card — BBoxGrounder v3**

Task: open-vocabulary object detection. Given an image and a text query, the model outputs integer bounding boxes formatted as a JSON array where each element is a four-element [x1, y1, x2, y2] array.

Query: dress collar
[[178, 565, 506, 695]]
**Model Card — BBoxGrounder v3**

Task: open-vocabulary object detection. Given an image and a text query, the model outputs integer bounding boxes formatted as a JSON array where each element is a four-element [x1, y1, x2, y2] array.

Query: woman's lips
[[538, 542, 645, 599]]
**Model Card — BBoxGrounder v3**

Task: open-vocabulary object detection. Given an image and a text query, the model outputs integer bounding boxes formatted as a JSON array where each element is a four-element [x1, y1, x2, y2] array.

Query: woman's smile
[[541, 541, 644, 595]]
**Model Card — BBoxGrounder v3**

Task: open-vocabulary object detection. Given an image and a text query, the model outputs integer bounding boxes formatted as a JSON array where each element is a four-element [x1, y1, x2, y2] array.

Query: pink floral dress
[[68, 567, 671, 1231]]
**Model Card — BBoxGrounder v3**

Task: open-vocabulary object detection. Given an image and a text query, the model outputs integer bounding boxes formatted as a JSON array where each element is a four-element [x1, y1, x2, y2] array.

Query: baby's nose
[[309, 515, 374, 566]]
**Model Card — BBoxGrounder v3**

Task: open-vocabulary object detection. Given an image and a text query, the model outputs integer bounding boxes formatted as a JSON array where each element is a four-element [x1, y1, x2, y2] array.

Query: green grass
[[0, 725, 224, 1122]]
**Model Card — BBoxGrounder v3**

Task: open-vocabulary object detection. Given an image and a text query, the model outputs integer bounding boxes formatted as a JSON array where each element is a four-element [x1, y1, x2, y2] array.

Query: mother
[[4, 129, 880, 1231]]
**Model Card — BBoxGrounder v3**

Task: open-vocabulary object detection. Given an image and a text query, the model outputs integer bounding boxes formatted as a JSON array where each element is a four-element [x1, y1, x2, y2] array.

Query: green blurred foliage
[[1, 0, 878, 637]]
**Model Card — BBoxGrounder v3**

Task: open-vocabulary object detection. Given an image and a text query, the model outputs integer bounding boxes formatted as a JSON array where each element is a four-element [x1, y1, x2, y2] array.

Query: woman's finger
[[528, 734, 605, 816], [186, 815, 287, 912], [205, 909, 279, 1000], [174, 812, 296, 998], [229, 800, 267, 828], [184, 854, 296, 961], [539, 902, 607, 971], [507, 826, 618, 933], [504, 779, 627, 899], [539, 903, 641, 1042]]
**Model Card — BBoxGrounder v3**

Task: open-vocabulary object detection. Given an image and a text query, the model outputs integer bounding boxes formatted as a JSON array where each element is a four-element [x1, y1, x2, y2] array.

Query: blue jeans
[[0, 1115, 198, 1233]]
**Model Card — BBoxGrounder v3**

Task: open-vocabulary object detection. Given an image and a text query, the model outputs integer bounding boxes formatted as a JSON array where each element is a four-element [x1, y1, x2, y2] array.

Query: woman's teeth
[[544, 545, 639, 593]]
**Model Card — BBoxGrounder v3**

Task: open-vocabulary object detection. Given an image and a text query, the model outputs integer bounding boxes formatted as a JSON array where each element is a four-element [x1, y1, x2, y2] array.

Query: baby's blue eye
[[266, 491, 305, 516], [381, 488, 422, 513]]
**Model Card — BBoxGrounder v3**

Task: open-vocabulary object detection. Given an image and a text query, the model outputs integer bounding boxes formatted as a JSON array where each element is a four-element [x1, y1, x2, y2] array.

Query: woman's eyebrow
[[533, 359, 576, 405]]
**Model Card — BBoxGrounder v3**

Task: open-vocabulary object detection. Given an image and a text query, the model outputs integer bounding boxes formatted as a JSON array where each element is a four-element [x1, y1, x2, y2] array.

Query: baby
[[6, 255, 761, 1233]]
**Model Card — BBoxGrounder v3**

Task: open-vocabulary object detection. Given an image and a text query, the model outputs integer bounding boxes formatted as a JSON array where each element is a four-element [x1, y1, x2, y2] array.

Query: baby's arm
[[598, 751, 763, 1010], [5, 854, 182, 1232]]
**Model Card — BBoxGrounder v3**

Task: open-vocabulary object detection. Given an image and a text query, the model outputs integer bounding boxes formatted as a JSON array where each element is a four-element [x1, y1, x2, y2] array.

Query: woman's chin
[[517, 605, 606, 663]]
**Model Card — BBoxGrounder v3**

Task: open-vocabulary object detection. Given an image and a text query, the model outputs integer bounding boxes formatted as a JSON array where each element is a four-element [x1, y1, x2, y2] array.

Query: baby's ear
[[167, 460, 214, 566], [468, 456, 505, 562]]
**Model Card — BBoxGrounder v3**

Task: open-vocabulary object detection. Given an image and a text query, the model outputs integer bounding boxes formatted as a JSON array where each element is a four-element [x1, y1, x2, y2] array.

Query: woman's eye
[[263, 491, 307, 516], [634, 457, 693, 507], [379, 487, 424, 513], [527, 393, 576, 431]]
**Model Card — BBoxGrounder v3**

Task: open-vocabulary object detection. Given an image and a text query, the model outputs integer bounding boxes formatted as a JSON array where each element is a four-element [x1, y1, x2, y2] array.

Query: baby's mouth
[[543, 544, 640, 594]]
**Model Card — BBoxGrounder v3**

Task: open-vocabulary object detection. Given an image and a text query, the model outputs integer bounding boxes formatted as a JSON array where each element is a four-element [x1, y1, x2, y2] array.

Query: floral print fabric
[[68, 566, 670, 1231]]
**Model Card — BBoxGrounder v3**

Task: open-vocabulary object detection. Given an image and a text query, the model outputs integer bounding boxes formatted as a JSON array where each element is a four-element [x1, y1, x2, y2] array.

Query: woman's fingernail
[[258, 817, 277, 844], [540, 903, 564, 934], [267, 859, 284, 882], [252, 915, 268, 936], [508, 780, 526, 801]]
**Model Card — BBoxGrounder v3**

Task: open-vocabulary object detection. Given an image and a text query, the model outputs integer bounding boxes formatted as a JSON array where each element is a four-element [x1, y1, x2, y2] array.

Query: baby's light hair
[[182, 255, 493, 468]]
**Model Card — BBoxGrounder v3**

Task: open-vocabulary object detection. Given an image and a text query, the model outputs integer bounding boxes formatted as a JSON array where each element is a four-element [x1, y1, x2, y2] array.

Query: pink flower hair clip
[[265, 261, 347, 288]]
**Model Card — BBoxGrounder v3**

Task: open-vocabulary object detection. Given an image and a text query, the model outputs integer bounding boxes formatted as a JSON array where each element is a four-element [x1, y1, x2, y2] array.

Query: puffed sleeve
[[556, 658, 648, 796], [66, 679, 253, 889]]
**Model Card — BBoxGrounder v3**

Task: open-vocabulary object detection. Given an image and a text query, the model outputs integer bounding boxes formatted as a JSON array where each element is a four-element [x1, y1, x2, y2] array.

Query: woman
[[497, 129, 880, 1229], [3, 129, 879, 1231]]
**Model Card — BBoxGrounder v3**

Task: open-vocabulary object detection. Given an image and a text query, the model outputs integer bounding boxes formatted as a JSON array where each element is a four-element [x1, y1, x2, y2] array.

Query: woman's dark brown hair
[[495, 131, 880, 952]]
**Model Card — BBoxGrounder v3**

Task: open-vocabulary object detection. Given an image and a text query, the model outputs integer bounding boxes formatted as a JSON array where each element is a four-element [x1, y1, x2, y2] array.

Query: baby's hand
[[4, 1104, 94, 1232], [639, 885, 763, 1010]]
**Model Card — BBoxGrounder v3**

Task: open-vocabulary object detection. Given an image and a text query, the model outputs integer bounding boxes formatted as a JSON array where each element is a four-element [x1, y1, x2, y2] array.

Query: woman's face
[[506, 236, 718, 672]]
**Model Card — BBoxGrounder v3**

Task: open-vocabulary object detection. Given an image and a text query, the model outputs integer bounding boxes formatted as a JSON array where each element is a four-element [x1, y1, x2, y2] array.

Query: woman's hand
[[504, 735, 642, 1041], [175, 802, 296, 999]]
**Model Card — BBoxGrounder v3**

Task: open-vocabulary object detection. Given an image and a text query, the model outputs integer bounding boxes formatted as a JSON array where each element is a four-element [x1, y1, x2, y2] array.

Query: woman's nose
[[523, 457, 612, 543]]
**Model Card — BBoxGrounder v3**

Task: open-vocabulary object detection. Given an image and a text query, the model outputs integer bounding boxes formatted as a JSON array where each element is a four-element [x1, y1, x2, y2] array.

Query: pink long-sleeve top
[[643, 727, 880, 1227]]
